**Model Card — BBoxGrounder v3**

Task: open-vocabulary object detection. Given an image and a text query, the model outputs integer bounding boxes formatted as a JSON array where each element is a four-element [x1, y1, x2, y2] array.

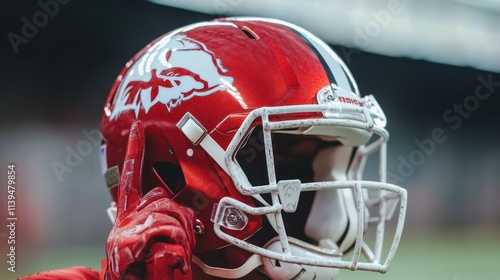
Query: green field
[[4, 228, 499, 280], [341, 228, 499, 280]]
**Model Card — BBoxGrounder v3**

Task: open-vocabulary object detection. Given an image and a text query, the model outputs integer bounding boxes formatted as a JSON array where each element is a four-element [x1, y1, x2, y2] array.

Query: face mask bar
[[209, 96, 407, 273]]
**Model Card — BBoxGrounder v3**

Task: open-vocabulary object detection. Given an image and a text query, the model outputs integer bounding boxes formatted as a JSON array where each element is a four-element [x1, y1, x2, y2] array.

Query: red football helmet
[[100, 17, 407, 279]]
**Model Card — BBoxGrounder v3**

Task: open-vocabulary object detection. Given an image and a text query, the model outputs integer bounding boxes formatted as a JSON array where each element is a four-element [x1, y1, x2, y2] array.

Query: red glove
[[104, 120, 196, 280]]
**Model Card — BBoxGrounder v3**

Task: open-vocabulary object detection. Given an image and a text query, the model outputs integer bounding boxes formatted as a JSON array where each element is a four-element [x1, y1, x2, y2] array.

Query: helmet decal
[[110, 34, 234, 120]]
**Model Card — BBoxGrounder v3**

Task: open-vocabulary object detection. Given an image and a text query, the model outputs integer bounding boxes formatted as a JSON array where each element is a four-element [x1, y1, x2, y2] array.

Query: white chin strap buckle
[[177, 112, 230, 173]]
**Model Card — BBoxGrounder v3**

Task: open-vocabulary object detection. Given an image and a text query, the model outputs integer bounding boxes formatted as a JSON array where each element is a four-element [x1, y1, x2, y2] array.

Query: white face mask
[[194, 94, 406, 279]]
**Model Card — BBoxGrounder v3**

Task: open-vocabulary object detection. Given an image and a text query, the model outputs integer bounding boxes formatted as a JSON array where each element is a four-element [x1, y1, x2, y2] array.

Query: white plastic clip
[[277, 179, 301, 213]]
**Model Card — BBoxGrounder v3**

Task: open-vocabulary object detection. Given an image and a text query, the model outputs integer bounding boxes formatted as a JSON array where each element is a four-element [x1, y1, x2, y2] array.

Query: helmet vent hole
[[240, 27, 258, 40]]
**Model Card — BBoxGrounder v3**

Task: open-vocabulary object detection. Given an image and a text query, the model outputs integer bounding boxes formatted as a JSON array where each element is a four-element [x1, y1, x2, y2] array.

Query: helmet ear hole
[[153, 161, 186, 195]]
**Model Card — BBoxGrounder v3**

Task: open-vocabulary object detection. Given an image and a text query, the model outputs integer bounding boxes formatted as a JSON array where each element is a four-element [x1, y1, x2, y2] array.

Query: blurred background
[[1, 0, 499, 279]]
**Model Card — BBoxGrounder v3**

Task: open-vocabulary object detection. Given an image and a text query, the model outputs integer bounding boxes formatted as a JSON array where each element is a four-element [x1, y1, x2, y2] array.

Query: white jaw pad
[[305, 146, 360, 252]]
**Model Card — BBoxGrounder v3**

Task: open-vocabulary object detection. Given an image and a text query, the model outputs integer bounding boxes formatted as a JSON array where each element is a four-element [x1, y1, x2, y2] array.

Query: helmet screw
[[227, 213, 238, 225], [194, 219, 204, 235]]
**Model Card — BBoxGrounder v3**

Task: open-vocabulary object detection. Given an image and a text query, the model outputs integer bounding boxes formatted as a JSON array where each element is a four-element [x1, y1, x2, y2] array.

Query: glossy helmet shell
[[100, 17, 360, 254]]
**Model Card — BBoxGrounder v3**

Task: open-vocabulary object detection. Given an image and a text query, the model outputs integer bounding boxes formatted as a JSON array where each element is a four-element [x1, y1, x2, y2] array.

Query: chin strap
[[177, 112, 229, 173], [192, 254, 262, 279]]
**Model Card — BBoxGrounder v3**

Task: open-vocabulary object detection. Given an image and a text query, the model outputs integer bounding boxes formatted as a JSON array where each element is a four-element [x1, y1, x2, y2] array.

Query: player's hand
[[104, 120, 196, 280]]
